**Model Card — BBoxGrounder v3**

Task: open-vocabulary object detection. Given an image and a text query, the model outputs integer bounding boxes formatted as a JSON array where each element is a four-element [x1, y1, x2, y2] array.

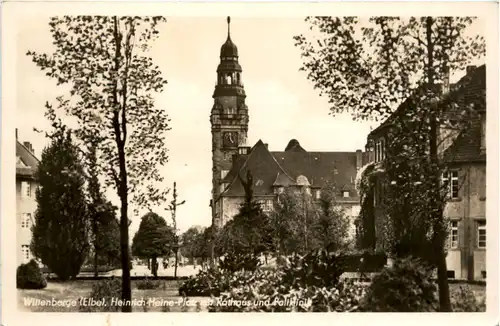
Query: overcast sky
[[16, 16, 484, 234]]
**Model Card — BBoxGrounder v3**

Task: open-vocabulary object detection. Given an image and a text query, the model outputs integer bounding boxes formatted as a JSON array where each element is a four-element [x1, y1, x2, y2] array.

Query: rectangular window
[[264, 200, 273, 212], [343, 191, 350, 198], [21, 181, 31, 198], [381, 139, 385, 160], [315, 189, 321, 199], [221, 170, 229, 180], [477, 220, 486, 249], [21, 245, 30, 262], [21, 213, 32, 229], [258, 200, 273, 212], [449, 221, 458, 248], [442, 171, 459, 199]]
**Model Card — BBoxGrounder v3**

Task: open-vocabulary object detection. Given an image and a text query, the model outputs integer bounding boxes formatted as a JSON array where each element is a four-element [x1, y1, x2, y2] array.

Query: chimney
[[15, 128, 18, 140], [356, 149, 363, 170], [232, 154, 239, 168], [466, 65, 477, 75], [23, 141, 33, 154]]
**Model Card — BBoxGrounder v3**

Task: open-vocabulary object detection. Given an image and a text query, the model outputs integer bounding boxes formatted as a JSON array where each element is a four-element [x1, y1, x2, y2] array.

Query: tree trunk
[[111, 16, 132, 312], [94, 250, 99, 278], [119, 193, 131, 311], [174, 247, 179, 279], [152, 256, 158, 278], [426, 16, 451, 312], [93, 219, 99, 278]]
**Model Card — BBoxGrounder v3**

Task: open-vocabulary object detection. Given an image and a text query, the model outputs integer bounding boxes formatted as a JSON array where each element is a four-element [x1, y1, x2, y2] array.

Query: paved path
[[105, 265, 201, 277]]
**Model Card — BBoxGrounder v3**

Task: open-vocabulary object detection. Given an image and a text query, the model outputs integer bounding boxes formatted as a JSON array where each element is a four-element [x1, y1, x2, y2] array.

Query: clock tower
[[210, 17, 249, 228]]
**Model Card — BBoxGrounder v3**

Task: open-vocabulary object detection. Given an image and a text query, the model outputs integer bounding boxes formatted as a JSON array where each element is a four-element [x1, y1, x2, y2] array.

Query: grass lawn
[[449, 282, 486, 304], [18, 280, 210, 312]]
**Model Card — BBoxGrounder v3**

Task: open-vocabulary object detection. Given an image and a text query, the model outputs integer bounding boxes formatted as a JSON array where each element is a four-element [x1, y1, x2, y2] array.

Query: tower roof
[[220, 16, 238, 58]]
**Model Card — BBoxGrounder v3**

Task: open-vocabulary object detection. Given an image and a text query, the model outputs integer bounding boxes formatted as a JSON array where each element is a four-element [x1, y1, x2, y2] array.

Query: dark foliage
[[215, 170, 274, 256], [136, 278, 162, 290], [219, 252, 262, 273], [361, 257, 438, 312], [451, 284, 486, 312], [132, 212, 175, 277], [281, 248, 345, 289], [31, 128, 89, 281], [178, 268, 230, 297], [207, 269, 366, 312], [78, 278, 122, 312], [16, 260, 47, 289]]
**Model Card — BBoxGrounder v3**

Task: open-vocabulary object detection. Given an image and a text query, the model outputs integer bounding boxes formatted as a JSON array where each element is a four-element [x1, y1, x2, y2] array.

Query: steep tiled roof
[[16, 140, 39, 178], [222, 140, 295, 197], [368, 65, 486, 164], [271, 151, 359, 194], [442, 65, 486, 163], [221, 139, 363, 201]]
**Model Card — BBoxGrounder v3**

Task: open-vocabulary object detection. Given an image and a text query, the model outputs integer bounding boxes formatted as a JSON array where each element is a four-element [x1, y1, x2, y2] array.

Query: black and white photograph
[[1, 1, 498, 323]]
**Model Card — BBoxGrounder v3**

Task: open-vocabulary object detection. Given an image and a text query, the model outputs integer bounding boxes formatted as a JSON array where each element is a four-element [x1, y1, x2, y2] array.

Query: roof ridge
[[216, 139, 262, 201], [17, 140, 40, 163]]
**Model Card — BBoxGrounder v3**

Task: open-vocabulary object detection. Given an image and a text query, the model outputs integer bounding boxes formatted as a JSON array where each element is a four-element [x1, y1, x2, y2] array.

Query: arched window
[[226, 74, 232, 85]]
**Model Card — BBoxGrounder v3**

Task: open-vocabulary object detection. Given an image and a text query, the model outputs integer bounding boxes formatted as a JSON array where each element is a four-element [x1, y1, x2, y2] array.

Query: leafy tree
[[31, 127, 90, 280], [181, 226, 206, 266], [311, 183, 351, 252], [28, 16, 170, 310], [132, 212, 175, 278], [215, 171, 274, 257], [271, 183, 350, 255], [294, 16, 485, 311], [85, 139, 121, 276], [271, 188, 311, 255]]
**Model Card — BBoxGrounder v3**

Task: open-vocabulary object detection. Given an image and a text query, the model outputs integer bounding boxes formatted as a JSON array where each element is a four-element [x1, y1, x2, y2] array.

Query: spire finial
[[227, 16, 231, 37]]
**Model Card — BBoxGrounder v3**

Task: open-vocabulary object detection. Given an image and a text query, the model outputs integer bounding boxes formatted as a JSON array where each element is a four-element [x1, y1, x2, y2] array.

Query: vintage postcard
[[1, 1, 498, 326]]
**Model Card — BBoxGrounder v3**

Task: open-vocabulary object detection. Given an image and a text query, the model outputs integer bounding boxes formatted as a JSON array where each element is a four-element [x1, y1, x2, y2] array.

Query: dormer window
[[315, 189, 321, 199], [343, 191, 350, 198]]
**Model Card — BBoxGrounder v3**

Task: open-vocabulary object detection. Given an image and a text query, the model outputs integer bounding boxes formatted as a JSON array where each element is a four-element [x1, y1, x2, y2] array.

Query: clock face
[[223, 132, 238, 148]]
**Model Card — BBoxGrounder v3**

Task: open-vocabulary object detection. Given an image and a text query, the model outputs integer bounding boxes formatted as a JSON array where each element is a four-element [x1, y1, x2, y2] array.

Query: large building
[[16, 129, 40, 266], [364, 65, 486, 280], [209, 17, 366, 235]]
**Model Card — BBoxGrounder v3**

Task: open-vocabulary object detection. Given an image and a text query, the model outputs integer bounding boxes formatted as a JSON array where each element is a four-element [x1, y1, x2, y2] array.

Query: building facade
[[16, 129, 40, 266], [363, 65, 486, 280], [209, 18, 366, 239]]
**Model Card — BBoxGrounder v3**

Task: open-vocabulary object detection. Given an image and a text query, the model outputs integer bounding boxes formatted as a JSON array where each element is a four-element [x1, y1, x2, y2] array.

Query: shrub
[[136, 278, 161, 290], [281, 249, 345, 289], [361, 257, 437, 312], [219, 252, 261, 273], [178, 268, 231, 297], [451, 285, 486, 312], [17, 259, 47, 289], [208, 272, 366, 312], [78, 278, 121, 312]]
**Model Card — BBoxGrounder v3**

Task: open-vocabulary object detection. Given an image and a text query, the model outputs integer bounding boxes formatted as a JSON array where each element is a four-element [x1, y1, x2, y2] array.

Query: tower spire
[[227, 16, 231, 39]]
